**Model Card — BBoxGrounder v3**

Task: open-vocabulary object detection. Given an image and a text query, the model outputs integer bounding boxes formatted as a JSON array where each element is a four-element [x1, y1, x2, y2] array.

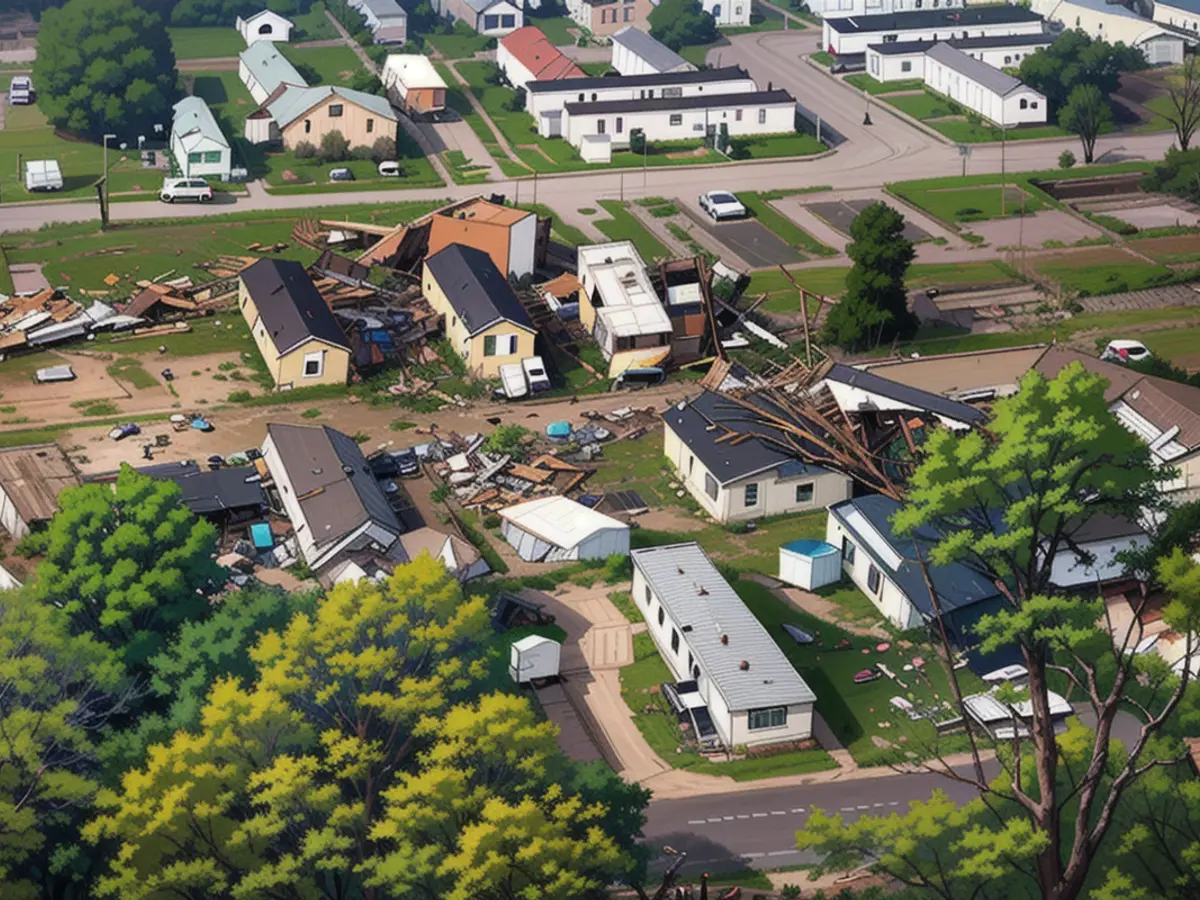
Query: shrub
[[227, 390, 252, 402], [293, 140, 317, 159], [1059, 149, 1076, 169], [482, 514, 501, 529], [371, 135, 397, 162], [431, 483, 451, 503], [318, 130, 350, 163], [350, 144, 374, 161]]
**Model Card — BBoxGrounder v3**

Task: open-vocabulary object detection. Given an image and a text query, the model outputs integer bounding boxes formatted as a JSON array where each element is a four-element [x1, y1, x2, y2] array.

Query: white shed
[[509, 634, 562, 683], [778, 539, 841, 590], [500, 495, 631, 562], [579, 133, 612, 163], [237, 9, 294, 44]]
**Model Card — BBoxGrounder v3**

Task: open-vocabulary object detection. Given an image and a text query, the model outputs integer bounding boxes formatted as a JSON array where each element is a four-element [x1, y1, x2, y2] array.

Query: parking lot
[[681, 204, 806, 268], [807, 199, 931, 242]]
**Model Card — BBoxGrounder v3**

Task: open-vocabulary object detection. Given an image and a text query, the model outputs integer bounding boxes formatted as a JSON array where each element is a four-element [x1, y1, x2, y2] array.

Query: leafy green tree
[[648, 0, 717, 51], [0, 589, 128, 899], [1059, 83, 1112, 164], [20, 465, 222, 667], [1141, 146, 1200, 203], [797, 363, 1200, 900], [1018, 30, 1144, 112], [820, 202, 916, 351], [33, 0, 180, 141]]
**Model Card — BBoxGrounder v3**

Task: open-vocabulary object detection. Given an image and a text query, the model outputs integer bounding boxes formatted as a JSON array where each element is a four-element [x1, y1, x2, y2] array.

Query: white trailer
[[509, 634, 561, 683], [24, 160, 63, 192]]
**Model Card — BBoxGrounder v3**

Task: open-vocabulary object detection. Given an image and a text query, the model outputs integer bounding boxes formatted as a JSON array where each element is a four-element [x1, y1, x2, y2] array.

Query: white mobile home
[[702, 0, 752, 27], [865, 33, 1056, 82], [525, 66, 757, 118], [1030, 0, 1185, 64], [576, 241, 673, 373], [923, 42, 1046, 127], [662, 391, 853, 525], [822, 6, 1046, 57], [348, 0, 409, 43], [632, 542, 817, 749], [236, 9, 293, 44], [238, 41, 306, 104], [807, 0, 963, 20], [611, 26, 695, 75], [169, 96, 231, 179], [500, 496, 630, 562]]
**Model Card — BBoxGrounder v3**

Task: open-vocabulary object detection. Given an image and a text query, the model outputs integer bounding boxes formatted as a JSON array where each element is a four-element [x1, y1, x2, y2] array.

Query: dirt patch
[[1114, 203, 1200, 230], [1132, 234, 1200, 259], [969, 210, 1102, 249], [664, 147, 709, 159], [280, 169, 300, 182], [636, 508, 710, 532]]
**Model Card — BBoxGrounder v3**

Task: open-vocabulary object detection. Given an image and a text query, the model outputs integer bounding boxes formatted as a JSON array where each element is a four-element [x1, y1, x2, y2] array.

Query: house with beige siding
[[244, 84, 398, 148], [566, 0, 654, 36], [662, 390, 853, 524], [238, 258, 351, 390], [421, 243, 536, 378]]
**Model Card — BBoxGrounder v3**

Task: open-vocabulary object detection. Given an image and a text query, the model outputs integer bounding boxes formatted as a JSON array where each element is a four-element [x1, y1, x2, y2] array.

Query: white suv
[[160, 178, 214, 203], [9, 76, 32, 105]]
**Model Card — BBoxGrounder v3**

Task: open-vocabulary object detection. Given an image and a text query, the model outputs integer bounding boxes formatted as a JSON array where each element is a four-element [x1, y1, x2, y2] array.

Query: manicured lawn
[[291, 1, 338, 39], [884, 90, 958, 120], [844, 74, 924, 95], [897, 185, 1045, 224], [680, 42, 716, 67], [517, 203, 592, 247], [737, 191, 837, 256], [280, 44, 364, 86], [444, 149, 490, 184], [259, 128, 442, 192], [732, 131, 826, 158], [1033, 249, 1179, 296], [524, 14, 578, 44], [595, 200, 669, 260], [577, 61, 611, 76], [168, 27, 247, 60], [0, 248, 13, 296], [811, 50, 834, 66], [426, 22, 495, 59], [907, 260, 1022, 289], [190, 69, 258, 132]]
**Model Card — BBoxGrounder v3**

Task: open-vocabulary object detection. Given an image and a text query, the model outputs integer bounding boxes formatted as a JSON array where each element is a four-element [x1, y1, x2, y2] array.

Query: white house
[[922, 43, 1047, 127], [702, 0, 753, 28], [236, 9, 293, 44], [1047, 513, 1150, 588], [525, 66, 758, 118], [348, 0, 409, 43], [864, 33, 1057, 82], [611, 26, 695, 75], [1154, 0, 1200, 35], [238, 40, 306, 104], [1030, 0, 1185, 64], [561, 89, 795, 150], [0, 443, 79, 541], [632, 542, 817, 750], [821, 7, 1046, 57], [577, 241, 673, 374], [497, 25, 585, 91], [807, 0, 963, 20], [434, 0, 523, 35], [500, 496, 630, 562], [662, 391, 854, 525], [261, 424, 405, 573], [170, 96, 231, 179]]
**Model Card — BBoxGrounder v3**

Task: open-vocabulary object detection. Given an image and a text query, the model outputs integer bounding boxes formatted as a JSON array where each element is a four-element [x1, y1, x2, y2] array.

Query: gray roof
[[826, 363, 987, 425], [611, 26, 692, 73], [239, 41, 306, 95], [663, 390, 831, 486], [825, 6, 1042, 33], [423, 243, 534, 336], [171, 96, 229, 152], [526, 65, 751, 93], [267, 423, 402, 551], [868, 32, 1055, 54], [240, 258, 350, 354], [140, 462, 266, 516], [1160, 0, 1200, 15], [461, 0, 507, 12], [632, 542, 817, 711], [356, 0, 408, 20], [565, 89, 794, 116], [265, 84, 397, 129], [924, 42, 1027, 95]]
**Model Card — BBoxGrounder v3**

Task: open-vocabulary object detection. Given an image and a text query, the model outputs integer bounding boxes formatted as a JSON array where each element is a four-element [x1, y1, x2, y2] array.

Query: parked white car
[[377, 160, 401, 177], [698, 190, 747, 221], [522, 356, 551, 394], [8, 76, 32, 105], [1101, 339, 1151, 365], [160, 177, 214, 203]]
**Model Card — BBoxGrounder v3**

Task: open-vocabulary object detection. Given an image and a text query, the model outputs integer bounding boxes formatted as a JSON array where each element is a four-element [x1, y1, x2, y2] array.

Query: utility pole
[[532, 170, 538, 206], [1000, 124, 1007, 216], [103, 133, 116, 210]]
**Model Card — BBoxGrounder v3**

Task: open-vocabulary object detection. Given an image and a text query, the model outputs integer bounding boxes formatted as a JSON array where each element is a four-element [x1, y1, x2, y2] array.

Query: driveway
[[680, 202, 805, 267]]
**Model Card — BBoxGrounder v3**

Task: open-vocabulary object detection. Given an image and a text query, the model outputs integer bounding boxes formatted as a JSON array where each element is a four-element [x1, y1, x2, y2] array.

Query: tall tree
[[796, 363, 1200, 900], [33, 0, 180, 141], [1059, 83, 1113, 164], [820, 202, 916, 352], [1141, 146, 1200, 204], [1162, 54, 1200, 152], [1018, 30, 1144, 112], [648, 0, 717, 51], [20, 465, 222, 667]]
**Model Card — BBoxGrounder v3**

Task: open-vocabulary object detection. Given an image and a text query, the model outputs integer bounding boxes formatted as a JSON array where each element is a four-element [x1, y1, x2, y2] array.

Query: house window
[[304, 119, 311, 134], [579, 93, 585, 101], [688, 455, 694, 474], [485, 13, 500, 28], [501, 13, 515, 26], [483, 334, 518, 356], [657, 607, 665, 626], [647, 89, 654, 98], [1031, 101, 1038, 109], [624, 6, 632, 19], [1004, 55, 1012, 65], [687, 651, 694, 671], [597, 118, 606, 134], [203, 151, 221, 163], [600, 8, 606, 22], [692, 664, 700, 679], [329, 104, 344, 117], [644, 585, 651, 605], [735, 4, 742, 12], [735, 108, 743, 121], [366, 118, 374, 133], [671, 628, 680, 653], [704, 472, 718, 500], [1019, 98, 1028, 109], [744, 483, 758, 507], [868, 564, 881, 594], [591, 92, 598, 101], [758, 108, 766, 124], [663, 87, 682, 98], [842, 538, 856, 564], [616, 116, 623, 133], [187, 152, 202, 165], [901, 60, 912, 72], [748, 706, 787, 730], [670, 113, 683, 126], [259, 23, 273, 34], [795, 483, 814, 504], [302, 350, 324, 378]]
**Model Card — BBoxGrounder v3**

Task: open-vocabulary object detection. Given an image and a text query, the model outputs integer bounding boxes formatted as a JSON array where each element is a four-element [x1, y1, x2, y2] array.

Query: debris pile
[[0, 288, 143, 353]]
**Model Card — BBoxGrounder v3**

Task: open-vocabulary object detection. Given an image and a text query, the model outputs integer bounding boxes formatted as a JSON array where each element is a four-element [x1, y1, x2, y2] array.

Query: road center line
[[791, 807, 806, 813], [736, 814, 750, 819], [768, 849, 800, 856], [687, 819, 707, 825], [752, 812, 769, 818], [770, 810, 787, 816]]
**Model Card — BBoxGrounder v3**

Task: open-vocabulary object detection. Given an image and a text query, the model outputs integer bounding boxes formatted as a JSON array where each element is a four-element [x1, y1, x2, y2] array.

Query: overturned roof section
[[824, 362, 987, 427], [0, 443, 79, 525], [632, 541, 817, 711], [141, 462, 267, 516]]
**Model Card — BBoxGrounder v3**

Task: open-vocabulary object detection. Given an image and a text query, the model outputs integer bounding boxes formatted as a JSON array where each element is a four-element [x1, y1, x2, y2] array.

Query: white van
[[1100, 339, 1151, 364], [522, 356, 550, 394], [497, 363, 528, 400]]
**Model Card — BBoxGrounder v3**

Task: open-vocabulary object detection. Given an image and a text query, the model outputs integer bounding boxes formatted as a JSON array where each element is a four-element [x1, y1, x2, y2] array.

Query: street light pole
[[103, 133, 116, 214]]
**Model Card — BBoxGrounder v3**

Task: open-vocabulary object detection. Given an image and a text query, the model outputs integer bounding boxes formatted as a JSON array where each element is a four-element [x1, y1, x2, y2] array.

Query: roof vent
[[311, 467, 323, 475], [720, 634, 729, 645], [739, 660, 749, 671], [697, 584, 709, 596]]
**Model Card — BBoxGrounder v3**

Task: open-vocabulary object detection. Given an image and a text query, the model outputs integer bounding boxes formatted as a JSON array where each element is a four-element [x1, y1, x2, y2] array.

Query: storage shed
[[509, 634, 562, 683], [778, 539, 841, 590], [500, 495, 630, 562]]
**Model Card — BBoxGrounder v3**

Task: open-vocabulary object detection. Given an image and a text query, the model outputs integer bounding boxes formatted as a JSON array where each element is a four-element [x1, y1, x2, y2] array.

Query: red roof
[[500, 26, 585, 82]]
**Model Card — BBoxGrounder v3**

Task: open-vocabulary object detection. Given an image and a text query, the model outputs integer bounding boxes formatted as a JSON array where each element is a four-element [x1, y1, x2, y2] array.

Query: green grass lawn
[[0, 248, 13, 296], [168, 27, 247, 60], [1033, 251, 1178, 296], [732, 131, 826, 158], [291, 1, 338, 40], [844, 74, 924, 95], [426, 21, 495, 59], [258, 127, 442, 193], [738, 192, 837, 256], [897, 185, 1045, 224], [190, 69, 258, 132], [810, 50, 834, 66], [883, 91, 958, 120], [517, 203, 591, 247], [595, 200, 669, 260], [280, 44, 364, 86], [524, 14, 579, 44], [577, 61, 611, 76], [443, 149, 490, 184]]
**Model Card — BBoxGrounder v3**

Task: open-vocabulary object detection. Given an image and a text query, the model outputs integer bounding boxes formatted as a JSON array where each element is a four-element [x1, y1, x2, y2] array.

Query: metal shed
[[500, 495, 630, 563], [778, 539, 841, 590]]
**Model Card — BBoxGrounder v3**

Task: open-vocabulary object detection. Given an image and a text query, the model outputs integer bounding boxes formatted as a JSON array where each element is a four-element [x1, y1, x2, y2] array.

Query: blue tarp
[[250, 523, 273, 549]]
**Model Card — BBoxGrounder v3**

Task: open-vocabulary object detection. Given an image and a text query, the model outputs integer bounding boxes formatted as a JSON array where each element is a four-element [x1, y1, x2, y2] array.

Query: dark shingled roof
[[825, 363, 987, 424], [825, 6, 1042, 33], [526, 65, 751, 93], [141, 462, 267, 516], [423, 243, 534, 336], [240, 258, 350, 354], [564, 89, 794, 116], [868, 32, 1055, 54], [664, 390, 831, 486]]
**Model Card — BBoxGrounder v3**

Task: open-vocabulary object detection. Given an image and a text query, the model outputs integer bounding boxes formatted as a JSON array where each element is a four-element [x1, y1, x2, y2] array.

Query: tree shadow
[[191, 75, 228, 106]]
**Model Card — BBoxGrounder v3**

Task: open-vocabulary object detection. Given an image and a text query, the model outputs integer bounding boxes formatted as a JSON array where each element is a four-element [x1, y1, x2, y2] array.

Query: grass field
[[258, 128, 442, 192], [280, 44, 364, 86], [844, 74, 924, 95], [1033, 248, 1179, 296], [898, 185, 1045, 224], [523, 14, 578, 44], [882, 88, 1070, 143], [291, 2, 339, 39], [168, 27, 247, 60], [190, 69, 258, 132], [425, 21, 495, 59], [595, 200, 669, 260]]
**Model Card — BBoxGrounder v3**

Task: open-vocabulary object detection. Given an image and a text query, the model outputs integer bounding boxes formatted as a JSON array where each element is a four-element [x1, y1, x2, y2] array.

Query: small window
[[600, 8, 606, 22], [735, 108, 743, 121], [842, 538, 856, 565], [366, 118, 374, 133], [657, 607, 665, 626], [302, 350, 324, 378], [688, 455, 694, 474], [692, 664, 700, 679], [901, 60, 912, 72], [1004, 55, 1012, 65], [203, 150, 221, 163], [671, 628, 680, 653], [670, 113, 683, 126], [1019, 98, 1028, 110], [597, 119, 606, 134], [591, 92, 598, 101], [644, 585, 651, 605], [501, 13, 515, 26], [624, 6, 632, 20], [758, 108, 766, 124], [1031, 101, 1038, 109], [744, 483, 758, 507], [795, 483, 814, 504], [579, 93, 585, 101], [748, 707, 787, 730], [304, 119, 311, 134], [258, 22, 273, 34], [704, 472, 718, 500], [687, 652, 694, 671], [329, 104, 344, 117], [616, 116, 623, 133], [483, 335, 497, 356], [485, 13, 500, 28], [868, 565, 881, 594], [187, 152, 202, 164]]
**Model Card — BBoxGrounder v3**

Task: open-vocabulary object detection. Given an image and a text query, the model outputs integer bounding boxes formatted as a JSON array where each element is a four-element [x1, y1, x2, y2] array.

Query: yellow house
[[244, 84, 398, 149], [239, 258, 351, 390], [422, 243, 536, 379]]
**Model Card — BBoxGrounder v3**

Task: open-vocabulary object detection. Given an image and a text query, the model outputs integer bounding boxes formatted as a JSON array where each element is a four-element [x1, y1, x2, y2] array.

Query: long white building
[[865, 33, 1056, 81], [822, 6, 1046, 57], [1031, 0, 1185, 64], [923, 42, 1047, 126], [525, 66, 758, 118], [808, 0, 963, 19]]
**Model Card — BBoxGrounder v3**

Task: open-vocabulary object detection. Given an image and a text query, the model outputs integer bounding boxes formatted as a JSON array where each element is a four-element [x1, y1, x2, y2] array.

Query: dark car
[[782, 623, 815, 645], [329, 167, 356, 182], [392, 447, 419, 477]]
